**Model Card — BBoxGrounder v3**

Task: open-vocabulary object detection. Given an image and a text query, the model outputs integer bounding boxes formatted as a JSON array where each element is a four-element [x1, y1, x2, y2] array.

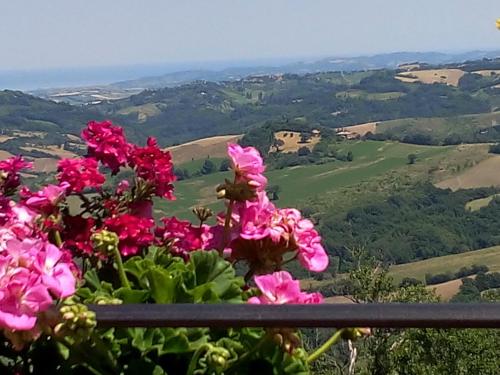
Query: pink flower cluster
[[228, 143, 267, 190], [0, 156, 33, 196], [216, 144, 329, 273], [0, 201, 76, 331], [248, 271, 323, 304]]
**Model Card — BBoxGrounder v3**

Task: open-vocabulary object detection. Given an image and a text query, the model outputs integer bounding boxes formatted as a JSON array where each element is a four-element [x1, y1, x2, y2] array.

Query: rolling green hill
[[156, 140, 451, 219], [3, 58, 499, 157], [389, 245, 500, 283]]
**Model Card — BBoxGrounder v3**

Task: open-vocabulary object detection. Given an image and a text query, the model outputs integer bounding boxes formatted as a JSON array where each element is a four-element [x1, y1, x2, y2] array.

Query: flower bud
[[54, 300, 96, 342], [341, 327, 371, 341], [91, 229, 119, 256], [192, 206, 213, 223], [216, 180, 256, 202]]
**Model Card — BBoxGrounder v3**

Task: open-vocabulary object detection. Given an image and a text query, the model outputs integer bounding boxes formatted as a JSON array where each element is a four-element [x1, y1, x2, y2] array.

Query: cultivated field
[[395, 69, 466, 87], [427, 279, 465, 301], [389, 245, 500, 283], [157, 140, 451, 219], [465, 194, 500, 211], [341, 122, 378, 136], [377, 112, 500, 142], [0, 150, 13, 160], [167, 134, 242, 164], [272, 131, 321, 153], [472, 70, 500, 77], [436, 155, 500, 191]]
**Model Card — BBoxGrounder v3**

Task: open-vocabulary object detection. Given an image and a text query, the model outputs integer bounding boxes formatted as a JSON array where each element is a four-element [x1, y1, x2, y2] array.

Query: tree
[[200, 159, 216, 175], [272, 138, 285, 152], [219, 158, 231, 172], [299, 132, 310, 144], [407, 153, 417, 164], [298, 146, 311, 156], [267, 185, 282, 201]]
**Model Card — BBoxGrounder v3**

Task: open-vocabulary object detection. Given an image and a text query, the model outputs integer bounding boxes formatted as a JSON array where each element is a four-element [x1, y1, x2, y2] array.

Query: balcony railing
[[90, 303, 500, 328]]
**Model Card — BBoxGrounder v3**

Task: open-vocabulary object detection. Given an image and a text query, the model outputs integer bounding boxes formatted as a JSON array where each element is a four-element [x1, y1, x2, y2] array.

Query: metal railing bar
[[89, 303, 500, 328]]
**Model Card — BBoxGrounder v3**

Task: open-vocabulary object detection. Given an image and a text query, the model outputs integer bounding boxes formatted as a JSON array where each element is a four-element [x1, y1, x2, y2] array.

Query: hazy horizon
[[1, 0, 500, 71]]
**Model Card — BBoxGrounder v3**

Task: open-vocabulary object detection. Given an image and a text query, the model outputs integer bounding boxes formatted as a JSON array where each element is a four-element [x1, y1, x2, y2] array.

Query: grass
[[389, 245, 500, 283], [336, 90, 406, 101], [465, 194, 500, 211], [377, 112, 500, 142], [158, 140, 451, 220], [176, 158, 225, 175]]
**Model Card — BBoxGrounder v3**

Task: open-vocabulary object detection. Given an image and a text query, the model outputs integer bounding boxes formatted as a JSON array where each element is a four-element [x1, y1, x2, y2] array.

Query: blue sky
[[1, 0, 500, 70]]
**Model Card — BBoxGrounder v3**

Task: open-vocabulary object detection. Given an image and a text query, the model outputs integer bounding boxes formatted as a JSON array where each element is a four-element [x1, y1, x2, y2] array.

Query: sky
[[0, 0, 500, 71]]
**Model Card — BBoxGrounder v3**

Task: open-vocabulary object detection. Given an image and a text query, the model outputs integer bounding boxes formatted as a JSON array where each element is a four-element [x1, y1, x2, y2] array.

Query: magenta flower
[[156, 217, 212, 257], [104, 214, 154, 256], [81, 120, 131, 174], [227, 143, 267, 190], [248, 271, 323, 305], [129, 137, 176, 200], [57, 157, 105, 193]]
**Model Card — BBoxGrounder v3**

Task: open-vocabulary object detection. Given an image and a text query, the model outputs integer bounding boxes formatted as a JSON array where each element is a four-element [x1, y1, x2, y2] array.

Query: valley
[[3, 57, 500, 302]]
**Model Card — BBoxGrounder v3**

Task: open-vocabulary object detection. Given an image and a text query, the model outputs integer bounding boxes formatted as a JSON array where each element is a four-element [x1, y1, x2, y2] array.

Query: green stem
[[307, 328, 346, 364], [53, 230, 63, 247], [112, 246, 131, 289], [226, 336, 267, 374], [221, 199, 234, 254], [186, 344, 210, 375]]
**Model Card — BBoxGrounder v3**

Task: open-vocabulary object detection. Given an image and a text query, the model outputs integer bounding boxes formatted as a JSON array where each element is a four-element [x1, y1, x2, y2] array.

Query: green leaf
[[145, 267, 178, 303], [113, 288, 149, 303]]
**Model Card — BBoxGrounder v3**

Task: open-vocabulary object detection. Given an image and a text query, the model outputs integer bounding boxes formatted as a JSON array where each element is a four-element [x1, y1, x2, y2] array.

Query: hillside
[[389, 245, 500, 283], [3, 57, 500, 160]]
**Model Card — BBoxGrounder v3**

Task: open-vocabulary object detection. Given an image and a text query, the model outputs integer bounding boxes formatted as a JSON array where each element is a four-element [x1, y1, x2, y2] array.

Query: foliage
[[0, 121, 342, 374], [319, 183, 500, 272]]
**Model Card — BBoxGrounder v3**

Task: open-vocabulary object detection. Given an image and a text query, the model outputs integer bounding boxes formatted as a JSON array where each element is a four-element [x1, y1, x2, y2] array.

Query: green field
[[336, 90, 406, 101], [389, 245, 500, 283], [157, 140, 451, 219], [465, 194, 500, 211], [176, 157, 225, 175], [377, 112, 500, 143]]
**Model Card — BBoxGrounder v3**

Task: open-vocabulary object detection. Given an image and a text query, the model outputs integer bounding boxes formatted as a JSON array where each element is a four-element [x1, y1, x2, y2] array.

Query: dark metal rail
[[90, 303, 500, 329]]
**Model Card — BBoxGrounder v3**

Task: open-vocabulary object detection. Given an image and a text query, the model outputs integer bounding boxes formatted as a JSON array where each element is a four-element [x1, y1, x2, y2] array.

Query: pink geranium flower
[[81, 120, 131, 174], [23, 183, 69, 215], [34, 243, 76, 298], [104, 214, 154, 256], [227, 143, 267, 190], [294, 223, 329, 272], [0, 156, 33, 195], [57, 157, 105, 193], [248, 271, 323, 305], [0, 269, 53, 331]]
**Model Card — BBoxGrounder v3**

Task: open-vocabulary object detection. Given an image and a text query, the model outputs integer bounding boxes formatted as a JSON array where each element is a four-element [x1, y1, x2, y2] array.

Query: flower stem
[[226, 335, 267, 374], [221, 199, 234, 254], [307, 328, 346, 364], [53, 230, 63, 247], [112, 246, 131, 289]]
